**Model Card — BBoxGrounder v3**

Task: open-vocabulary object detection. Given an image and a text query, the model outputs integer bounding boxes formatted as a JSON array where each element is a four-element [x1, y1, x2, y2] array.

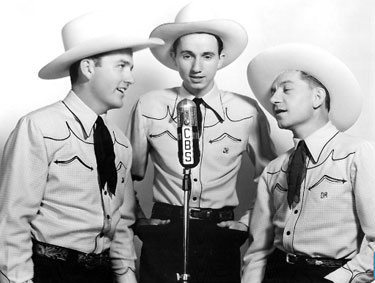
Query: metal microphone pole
[[176, 168, 191, 283], [176, 99, 200, 283]]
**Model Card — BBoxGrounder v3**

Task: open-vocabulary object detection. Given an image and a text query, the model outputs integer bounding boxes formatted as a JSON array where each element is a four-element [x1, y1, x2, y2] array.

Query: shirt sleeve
[[0, 117, 48, 283], [247, 103, 277, 181], [242, 167, 275, 283], [128, 99, 150, 181], [325, 141, 375, 283], [240, 103, 277, 224], [111, 146, 137, 279]]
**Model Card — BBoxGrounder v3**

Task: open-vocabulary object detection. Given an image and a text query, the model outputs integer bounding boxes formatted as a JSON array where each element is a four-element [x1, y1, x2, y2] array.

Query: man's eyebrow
[[118, 59, 132, 65], [179, 50, 194, 54], [178, 50, 216, 56], [202, 51, 216, 56], [270, 80, 294, 93]]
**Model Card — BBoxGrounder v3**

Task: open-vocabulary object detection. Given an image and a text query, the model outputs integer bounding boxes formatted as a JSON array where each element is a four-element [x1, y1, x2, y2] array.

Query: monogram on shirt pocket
[[306, 174, 351, 210]]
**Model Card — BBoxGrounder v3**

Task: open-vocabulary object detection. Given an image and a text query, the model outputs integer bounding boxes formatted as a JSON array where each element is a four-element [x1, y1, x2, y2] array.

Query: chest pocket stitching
[[209, 133, 241, 144], [149, 130, 177, 141], [308, 175, 347, 191], [54, 156, 93, 171]]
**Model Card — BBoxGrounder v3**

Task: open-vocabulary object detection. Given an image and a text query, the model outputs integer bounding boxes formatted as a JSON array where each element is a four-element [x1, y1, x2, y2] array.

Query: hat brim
[[247, 43, 362, 131], [149, 19, 248, 70], [38, 36, 164, 80]]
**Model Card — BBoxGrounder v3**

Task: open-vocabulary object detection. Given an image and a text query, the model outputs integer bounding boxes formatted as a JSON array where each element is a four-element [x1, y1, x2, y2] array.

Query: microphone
[[177, 99, 200, 169]]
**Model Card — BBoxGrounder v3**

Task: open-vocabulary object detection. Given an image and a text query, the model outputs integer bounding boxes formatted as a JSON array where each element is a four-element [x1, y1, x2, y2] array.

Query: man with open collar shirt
[[0, 11, 163, 283], [242, 43, 374, 283], [128, 2, 276, 283]]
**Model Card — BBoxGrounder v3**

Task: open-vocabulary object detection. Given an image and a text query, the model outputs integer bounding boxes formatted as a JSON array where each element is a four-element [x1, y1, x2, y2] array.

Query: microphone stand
[[176, 167, 191, 283]]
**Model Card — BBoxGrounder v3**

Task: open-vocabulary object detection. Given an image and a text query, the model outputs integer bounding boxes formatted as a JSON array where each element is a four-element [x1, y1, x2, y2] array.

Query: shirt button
[[286, 231, 291, 236], [107, 215, 111, 219], [192, 197, 197, 201], [294, 210, 298, 214], [193, 178, 198, 182], [104, 191, 108, 195], [99, 232, 104, 237]]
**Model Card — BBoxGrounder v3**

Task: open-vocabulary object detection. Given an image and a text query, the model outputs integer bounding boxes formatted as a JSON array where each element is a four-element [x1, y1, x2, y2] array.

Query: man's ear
[[80, 58, 95, 79], [312, 87, 326, 109], [169, 50, 178, 68], [217, 53, 226, 69]]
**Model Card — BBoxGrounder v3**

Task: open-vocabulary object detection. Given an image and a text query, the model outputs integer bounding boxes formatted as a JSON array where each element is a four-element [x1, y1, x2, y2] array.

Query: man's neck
[[182, 82, 215, 98], [293, 118, 330, 140]]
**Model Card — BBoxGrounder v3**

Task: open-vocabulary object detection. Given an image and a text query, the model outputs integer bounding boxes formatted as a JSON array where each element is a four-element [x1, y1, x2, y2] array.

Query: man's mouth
[[117, 87, 127, 94], [274, 108, 287, 115], [190, 76, 204, 82]]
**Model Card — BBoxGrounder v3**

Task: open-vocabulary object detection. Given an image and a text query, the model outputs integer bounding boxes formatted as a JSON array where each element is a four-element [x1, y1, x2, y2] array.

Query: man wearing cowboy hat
[[128, 2, 276, 283], [0, 11, 163, 283], [242, 43, 375, 283]]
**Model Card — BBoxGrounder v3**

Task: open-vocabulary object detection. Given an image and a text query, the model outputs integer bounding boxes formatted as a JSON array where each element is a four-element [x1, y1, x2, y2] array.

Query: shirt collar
[[292, 122, 340, 163], [179, 83, 225, 121], [63, 90, 99, 139]]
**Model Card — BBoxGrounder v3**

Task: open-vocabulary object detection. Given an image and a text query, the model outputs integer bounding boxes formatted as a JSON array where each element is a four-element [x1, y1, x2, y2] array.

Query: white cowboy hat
[[149, 1, 248, 70], [38, 11, 164, 80], [247, 43, 362, 131]]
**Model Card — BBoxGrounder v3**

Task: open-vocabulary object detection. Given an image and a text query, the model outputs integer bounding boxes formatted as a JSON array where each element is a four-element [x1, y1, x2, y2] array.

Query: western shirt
[[242, 122, 375, 283], [129, 84, 275, 224], [0, 91, 136, 283]]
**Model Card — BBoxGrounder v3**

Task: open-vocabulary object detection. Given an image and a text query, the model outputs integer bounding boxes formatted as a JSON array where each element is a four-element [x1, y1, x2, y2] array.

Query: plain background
[[0, 0, 374, 272]]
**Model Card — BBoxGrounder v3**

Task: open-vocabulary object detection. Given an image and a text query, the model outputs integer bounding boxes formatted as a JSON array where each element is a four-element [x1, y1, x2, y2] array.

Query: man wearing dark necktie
[[242, 43, 374, 283], [0, 11, 163, 283], [129, 2, 276, 283], [94, 116, 117, 196]]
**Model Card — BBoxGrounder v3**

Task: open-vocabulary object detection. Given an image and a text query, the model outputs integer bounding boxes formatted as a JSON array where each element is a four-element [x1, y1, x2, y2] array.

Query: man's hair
[[299, 71, 331, 111], [170, 32, 224, 56]]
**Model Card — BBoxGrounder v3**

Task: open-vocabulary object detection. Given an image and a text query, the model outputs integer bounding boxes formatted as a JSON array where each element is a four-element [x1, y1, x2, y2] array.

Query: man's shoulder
[[136, 87, 179, 115], [220, 90, 261, 111], [335, 132, 375, 153], [139, 87, 179, 102], [17, 101, 64, 127], [26, 100, 63, 119]]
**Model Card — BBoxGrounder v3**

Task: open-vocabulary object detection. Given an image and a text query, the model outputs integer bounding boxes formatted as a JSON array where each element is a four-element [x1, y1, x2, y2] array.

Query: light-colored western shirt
[[242, 122, 375, 283], [129, 84, 275, 224], [0, 91, 136, 283]]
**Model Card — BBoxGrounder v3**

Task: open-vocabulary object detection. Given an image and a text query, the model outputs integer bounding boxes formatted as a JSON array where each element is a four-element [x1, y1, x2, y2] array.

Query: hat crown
[[39, 11, 164, 80], [175, 2, 218, 23], [61, 12, 133, 52]]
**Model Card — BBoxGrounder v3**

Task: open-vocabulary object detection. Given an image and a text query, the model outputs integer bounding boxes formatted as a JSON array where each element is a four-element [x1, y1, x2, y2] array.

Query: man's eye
[[183, 55, 191, 60]]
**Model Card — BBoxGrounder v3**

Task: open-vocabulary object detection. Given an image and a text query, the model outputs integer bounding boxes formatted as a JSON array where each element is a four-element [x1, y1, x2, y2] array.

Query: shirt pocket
[[272, 179, 288, 211], [305, 174, 352, 212]]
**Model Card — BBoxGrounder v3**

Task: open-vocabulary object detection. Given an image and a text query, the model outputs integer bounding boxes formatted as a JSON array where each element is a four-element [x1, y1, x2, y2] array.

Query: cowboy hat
[[38, 11, 164, 80], [247, 43, 362, 131], [149, 1, 248, 70]]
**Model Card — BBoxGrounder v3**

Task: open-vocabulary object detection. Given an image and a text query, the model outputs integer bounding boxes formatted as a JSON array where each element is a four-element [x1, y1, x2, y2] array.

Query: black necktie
[[193, 98, 204, 136], [287, 140, 308, 208], [193, 98, 224, 136], [94, 116, 117, 195]]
